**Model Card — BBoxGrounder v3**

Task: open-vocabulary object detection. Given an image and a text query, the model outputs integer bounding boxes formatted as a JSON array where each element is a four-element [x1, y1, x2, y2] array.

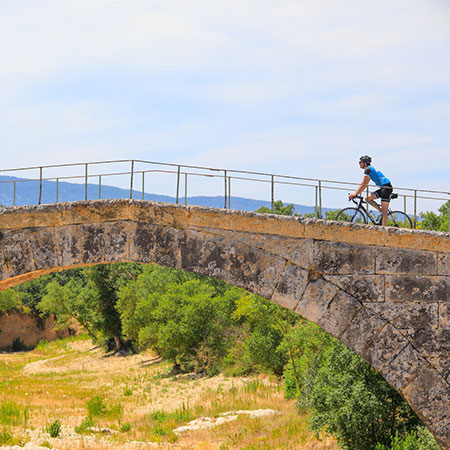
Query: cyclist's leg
[[366, 191, 382, 212], [381, 200, 389, 226], [379, 185, 393, 226]]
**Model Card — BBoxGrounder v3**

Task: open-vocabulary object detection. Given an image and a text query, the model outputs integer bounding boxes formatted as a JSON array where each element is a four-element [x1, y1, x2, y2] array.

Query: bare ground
[[0, 338, 338, 450]]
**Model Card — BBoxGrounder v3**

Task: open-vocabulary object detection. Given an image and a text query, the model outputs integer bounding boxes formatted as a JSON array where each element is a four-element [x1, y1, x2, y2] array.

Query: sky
[[1, 0, 449, 209]]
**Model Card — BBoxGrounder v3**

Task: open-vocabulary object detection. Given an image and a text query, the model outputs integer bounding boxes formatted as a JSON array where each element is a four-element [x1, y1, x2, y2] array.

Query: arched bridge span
[[1, 199, 449, 449]]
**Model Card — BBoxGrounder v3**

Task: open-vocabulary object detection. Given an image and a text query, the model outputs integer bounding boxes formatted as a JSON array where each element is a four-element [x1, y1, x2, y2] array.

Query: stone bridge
[[0, 199, 449, 449]]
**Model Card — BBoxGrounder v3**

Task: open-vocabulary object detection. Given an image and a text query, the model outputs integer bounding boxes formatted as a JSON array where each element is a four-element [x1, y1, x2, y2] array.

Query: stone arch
[[0, 199, 449, 449]]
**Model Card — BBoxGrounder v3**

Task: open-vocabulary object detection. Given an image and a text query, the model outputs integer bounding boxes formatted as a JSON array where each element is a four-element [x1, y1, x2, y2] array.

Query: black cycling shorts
[[374, 183, 393, 202]]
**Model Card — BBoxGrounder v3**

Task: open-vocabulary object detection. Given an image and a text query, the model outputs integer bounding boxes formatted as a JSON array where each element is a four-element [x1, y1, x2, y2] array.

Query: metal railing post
[[224, 170, 227, 208], [318, 180, 322, 219], [366, 185, 370, 212], [414, 190, 417, 229], [404, 195, 407, 214], [271, 175, 274, 212], [184, 173, 188, 205], [13, 181, 16, 206], [39, 167, 43, 204], [315, 186, 319, 218], [142, 172, 145, 200], [176, 165, 181, 204], [228, 176, 231, 209], [129, 160, 134, 199], [99, 176, 102, 199], [84, 163, 88, 201], [56, 178, 59, 204]]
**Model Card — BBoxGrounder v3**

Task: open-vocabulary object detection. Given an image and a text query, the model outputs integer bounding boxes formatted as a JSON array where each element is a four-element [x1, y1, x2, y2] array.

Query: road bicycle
[[335, 194, 413, 228]]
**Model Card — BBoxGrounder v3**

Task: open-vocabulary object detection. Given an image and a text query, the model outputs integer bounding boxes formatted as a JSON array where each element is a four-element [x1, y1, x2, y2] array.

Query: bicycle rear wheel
[[387, 211, 413, 228], [335, 207, 368, 224]]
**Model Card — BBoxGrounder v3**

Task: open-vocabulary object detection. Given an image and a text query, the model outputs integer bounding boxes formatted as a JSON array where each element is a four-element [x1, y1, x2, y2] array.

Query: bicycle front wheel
[[387, 211, 413, 229], [335, 207, 368, 224]]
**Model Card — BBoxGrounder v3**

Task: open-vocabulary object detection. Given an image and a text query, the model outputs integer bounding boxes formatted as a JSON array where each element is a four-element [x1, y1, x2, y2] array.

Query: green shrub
[[87, 397, 106, 418], [123, 387, 133, 396], [120, 422, 131, 432], [150, 410, 169, 423], [11, 337, 27, 352], [75, 416, 95, 434], [107, 402, 123, 420], [375, 427, 441, 450], [46, 420, 61, 438], [0, 428, 13, 445], [0, 401, 22, 426]]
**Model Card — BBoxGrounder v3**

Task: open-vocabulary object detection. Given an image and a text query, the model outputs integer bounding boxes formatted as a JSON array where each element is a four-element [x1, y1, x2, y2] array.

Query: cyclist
[[348, 155, 393, 226]]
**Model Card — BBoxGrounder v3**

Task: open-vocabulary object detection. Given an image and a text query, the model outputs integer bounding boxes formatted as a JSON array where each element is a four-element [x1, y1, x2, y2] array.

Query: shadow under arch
[[0, 199, 449, 449]]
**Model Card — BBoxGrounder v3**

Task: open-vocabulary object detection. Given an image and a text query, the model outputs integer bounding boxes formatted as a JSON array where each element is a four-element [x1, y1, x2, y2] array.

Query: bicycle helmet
[[359, 155, 372, 165]]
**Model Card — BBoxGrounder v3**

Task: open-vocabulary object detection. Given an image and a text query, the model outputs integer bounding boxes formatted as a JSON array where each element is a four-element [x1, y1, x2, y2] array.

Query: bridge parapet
[[1, 199, 449, 449]]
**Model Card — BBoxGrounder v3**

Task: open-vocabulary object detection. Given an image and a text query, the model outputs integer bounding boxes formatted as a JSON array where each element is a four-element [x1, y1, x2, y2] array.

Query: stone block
[[360, 323, 410, 372], [441, 302, 450, 327], [366, 302, 439, 331], [427, 356, 450, 385], [271, 263, 309, 310], [102, 222, 130, 263], [1, 229, 34, 279], [56, 225, 83, 267], [438, 252, 450, 275], [317, 291, 362, 338], [129, 222, 157, 264], [153, 225, 187, 269], [376, 247, 437, 275], [324, 274, 384, 302], [385, 275, 450, 302], [383, 343, 429, 391], [181, 230, 286, 299], [28, 227, 59, 271], [76, 223, 105, 264], [314, 240, 375, 274], [294, 278, 339, 323], [404, 327, 450, 357], [199, 231, 314, 270], [340, 307, 385, 354], [401, 367, 450, 449]]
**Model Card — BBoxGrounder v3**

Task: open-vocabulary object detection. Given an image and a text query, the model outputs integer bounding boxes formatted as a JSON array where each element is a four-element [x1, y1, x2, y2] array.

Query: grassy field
[[0, 335, 338, 449]]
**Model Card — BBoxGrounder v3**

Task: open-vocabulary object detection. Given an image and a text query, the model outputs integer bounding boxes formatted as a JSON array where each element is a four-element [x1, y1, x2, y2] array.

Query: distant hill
[[0, 175, 332, 216]]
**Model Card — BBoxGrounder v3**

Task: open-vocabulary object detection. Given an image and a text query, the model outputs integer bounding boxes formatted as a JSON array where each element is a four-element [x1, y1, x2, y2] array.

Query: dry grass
[[0, 335, 339, 449]]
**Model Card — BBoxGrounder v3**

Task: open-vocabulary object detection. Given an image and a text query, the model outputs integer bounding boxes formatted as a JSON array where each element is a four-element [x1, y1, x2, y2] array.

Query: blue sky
[[1, 0, 449, 208]]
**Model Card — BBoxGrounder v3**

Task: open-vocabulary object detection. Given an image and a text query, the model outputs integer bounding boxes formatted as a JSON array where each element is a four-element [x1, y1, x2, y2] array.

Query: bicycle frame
[[350, 196, 384, 224]]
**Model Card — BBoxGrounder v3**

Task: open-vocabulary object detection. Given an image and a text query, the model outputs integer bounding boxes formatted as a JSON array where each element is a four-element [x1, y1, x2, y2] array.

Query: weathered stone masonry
[[0, 199, 449, 449]]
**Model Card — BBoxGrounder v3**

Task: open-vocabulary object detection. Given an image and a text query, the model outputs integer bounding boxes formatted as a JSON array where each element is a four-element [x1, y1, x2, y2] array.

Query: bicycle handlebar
[[348, 192, 398, 204]]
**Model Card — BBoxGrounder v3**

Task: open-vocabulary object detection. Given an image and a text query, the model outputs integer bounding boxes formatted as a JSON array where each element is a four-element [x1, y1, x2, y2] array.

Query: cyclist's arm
[[349, 175, 370, 199]]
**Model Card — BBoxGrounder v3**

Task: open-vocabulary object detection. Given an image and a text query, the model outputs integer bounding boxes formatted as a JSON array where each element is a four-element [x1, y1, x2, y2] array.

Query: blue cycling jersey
[[364, 166, 391, 186]]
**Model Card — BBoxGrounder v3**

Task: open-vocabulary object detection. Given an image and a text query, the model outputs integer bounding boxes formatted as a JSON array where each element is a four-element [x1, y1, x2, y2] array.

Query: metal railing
[[0, 159, 449, 231]]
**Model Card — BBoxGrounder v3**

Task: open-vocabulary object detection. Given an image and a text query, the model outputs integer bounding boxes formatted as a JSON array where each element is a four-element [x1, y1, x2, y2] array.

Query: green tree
[[38, 263, 142, 351], [375, 426, 440, 450], [306, 339, 420, 450], [83, 264, 142, 351], [0, 289, 22, 314], [255, 200, 295, 216], [418, 201, 449, 232], [232, 294, 302, 377], [38, 278, 99, 341], [117, 265, 239, 374], [281, 321, 332, 401]]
